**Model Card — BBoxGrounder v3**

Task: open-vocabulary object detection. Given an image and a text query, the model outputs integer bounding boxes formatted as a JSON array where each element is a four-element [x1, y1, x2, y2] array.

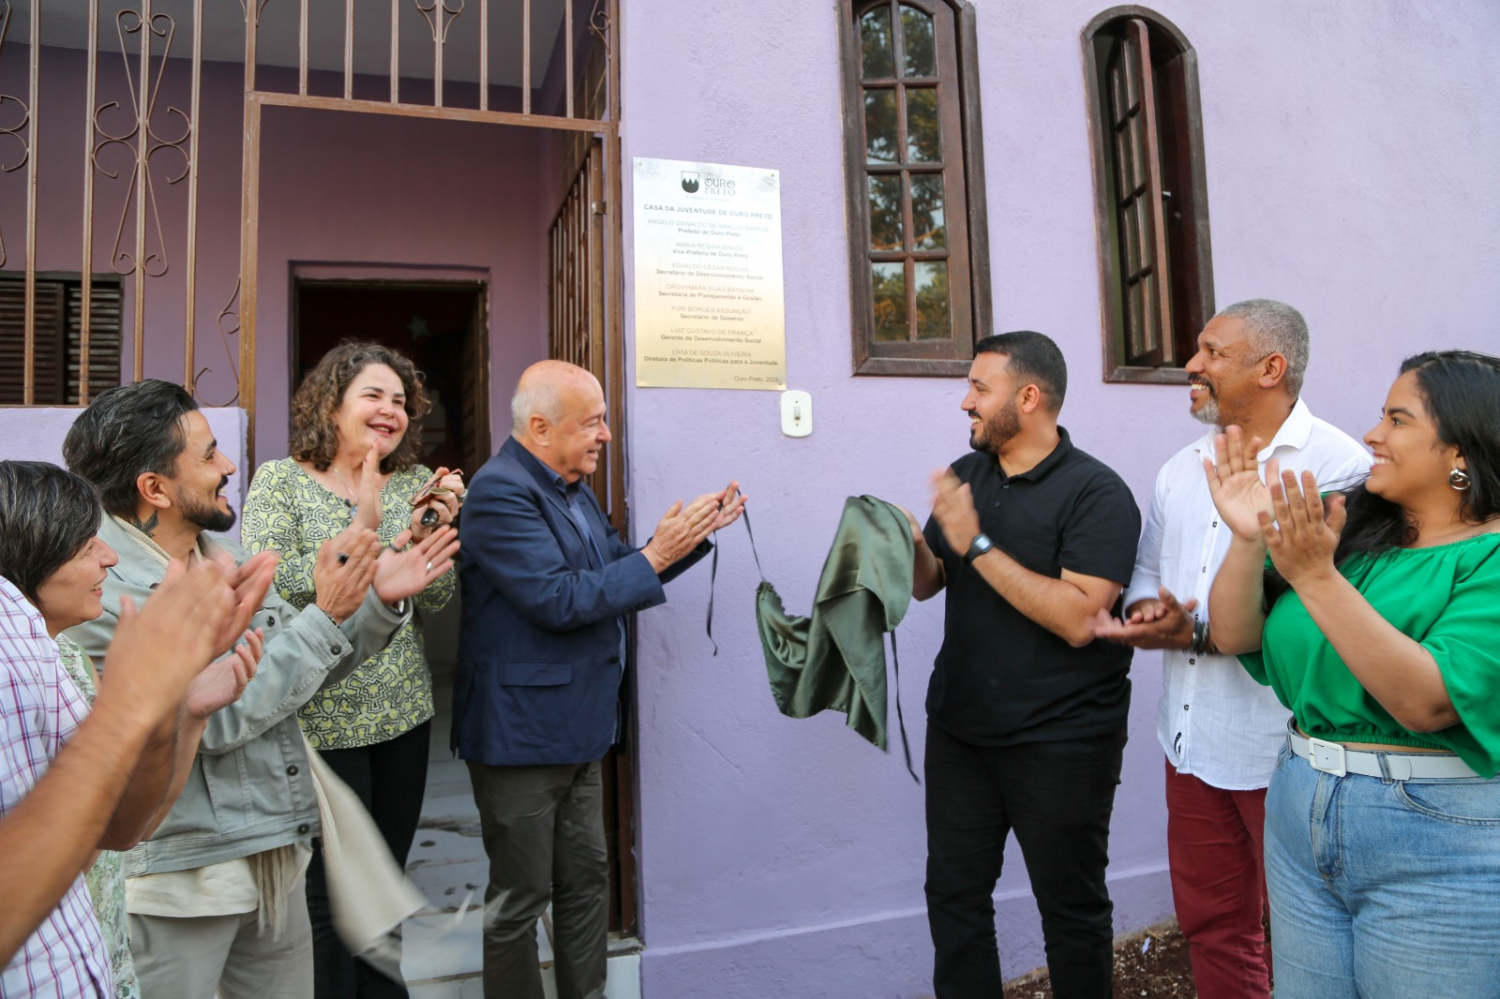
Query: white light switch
[[780, 390, 812, 437]]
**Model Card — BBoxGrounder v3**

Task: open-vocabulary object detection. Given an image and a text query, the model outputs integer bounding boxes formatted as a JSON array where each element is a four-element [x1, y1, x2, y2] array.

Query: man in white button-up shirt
[[1096, 300, 1369, 999]]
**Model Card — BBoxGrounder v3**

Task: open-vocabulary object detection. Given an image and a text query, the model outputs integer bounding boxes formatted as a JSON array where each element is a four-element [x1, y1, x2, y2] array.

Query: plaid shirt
[[0, 576, 110, 997]]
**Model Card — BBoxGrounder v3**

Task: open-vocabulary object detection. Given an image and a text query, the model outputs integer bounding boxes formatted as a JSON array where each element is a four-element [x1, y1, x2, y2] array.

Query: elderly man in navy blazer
[[456, 359, 743, 999]]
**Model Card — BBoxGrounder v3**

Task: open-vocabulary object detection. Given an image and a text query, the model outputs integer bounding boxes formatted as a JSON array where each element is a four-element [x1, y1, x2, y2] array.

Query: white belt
[[1288, 725, 1479, 780]]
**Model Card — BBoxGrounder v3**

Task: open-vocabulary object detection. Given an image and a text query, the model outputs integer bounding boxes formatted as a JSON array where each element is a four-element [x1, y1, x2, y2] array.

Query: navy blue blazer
[[454, 436, 708, 766]]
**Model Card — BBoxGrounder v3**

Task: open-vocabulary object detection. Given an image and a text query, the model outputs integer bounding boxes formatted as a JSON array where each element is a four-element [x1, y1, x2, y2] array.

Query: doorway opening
[[289, 269, 638, 941], [292, 278, 492, 475]]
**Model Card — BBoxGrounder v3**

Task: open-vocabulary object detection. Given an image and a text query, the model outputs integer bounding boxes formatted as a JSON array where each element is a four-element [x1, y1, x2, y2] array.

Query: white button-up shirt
[[1124, 399, 1371, 790]]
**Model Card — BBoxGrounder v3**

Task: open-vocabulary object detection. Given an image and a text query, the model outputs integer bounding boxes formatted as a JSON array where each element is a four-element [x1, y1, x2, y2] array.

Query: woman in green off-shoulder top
[[242, 341, 464, 999], [1205, 350, 1500, 999]]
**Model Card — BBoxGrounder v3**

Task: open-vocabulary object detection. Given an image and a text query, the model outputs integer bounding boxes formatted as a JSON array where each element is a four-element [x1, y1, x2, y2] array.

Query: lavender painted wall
[[618, 0, 1500, 995], [0, 407, 248, 540]]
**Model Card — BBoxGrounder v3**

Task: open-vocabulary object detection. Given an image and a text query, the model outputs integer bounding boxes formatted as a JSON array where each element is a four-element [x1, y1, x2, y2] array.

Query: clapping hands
[[101, 554, 275, 725], [187, 628, 265, 719], [1090, 587, 1198, 650], [1262, 467, 1346, 587], [1203, 426, 1273, 543], [374, 526, 461, 605], [1203, 424, 1345, 587], [930, 469, 982, 554], [641, 482, 746, 572]]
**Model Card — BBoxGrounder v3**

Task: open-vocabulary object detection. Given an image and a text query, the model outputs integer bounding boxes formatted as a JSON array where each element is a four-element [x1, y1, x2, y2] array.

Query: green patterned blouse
[[241, 458, 455, 750], [55, 635, 141, 999]]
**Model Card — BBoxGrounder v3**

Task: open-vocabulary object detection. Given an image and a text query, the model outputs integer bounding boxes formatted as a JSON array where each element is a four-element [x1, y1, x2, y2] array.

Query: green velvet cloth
[[755, 495, 914, 751]]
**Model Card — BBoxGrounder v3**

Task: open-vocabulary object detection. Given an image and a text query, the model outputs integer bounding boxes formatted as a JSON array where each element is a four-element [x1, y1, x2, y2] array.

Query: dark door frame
[[289, 275, 492, 475]]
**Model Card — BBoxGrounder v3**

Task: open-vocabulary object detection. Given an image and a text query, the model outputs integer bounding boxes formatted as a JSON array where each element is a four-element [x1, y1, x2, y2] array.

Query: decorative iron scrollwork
[[415, 0, 465, 42], [92, 6, 196, 280], [589, 0, 610, 48], [0, 0, 29, 269], [235, 0, 273, 21], [195, 277, 243, 407]]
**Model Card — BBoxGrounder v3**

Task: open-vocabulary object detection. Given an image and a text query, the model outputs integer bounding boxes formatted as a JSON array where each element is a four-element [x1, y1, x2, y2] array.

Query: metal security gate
[[0, 0, 218, 404], [548, 136, 622, 523], [1, 0, 626, 476]]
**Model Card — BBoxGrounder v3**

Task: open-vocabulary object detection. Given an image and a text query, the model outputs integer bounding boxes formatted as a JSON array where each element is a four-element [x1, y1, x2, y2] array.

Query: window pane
[[1140, 271, 1159, 353], [1130, 118, 1148, 192], [1126, 279, 1145, 357], [868, 174, 904, 251], [910, 173, 946, 249], [1121, 200, 1140, 275], [872, 262, 907, 341], [1108, 56, 1129, 127], [1133, 197, 1154, 268], [1113, 124, 1134, 196], [907, 87, 940, 162], [901, 6, 935, 78], [914, 261, 951, 339], [1122, 32, 1141, 111], [865, 90, 899, 164], [860, 6, 894, 80]]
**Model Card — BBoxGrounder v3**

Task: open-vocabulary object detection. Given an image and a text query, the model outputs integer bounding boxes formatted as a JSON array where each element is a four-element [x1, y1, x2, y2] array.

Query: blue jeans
[[1265, 745, 1500, 999]]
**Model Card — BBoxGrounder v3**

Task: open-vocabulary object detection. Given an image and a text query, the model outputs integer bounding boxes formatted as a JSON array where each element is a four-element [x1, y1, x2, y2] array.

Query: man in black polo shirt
[[911, 331, 1140, 998]]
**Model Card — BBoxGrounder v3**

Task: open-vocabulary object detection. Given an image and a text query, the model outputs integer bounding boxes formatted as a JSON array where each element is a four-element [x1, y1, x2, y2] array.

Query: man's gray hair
[[1215, 299, 1309, 397], [510, 378, 565, 435]]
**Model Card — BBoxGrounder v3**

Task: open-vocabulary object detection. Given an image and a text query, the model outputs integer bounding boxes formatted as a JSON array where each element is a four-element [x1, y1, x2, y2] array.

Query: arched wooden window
[[1083, 7, 1214, 382], [840, 0, 991, 376]]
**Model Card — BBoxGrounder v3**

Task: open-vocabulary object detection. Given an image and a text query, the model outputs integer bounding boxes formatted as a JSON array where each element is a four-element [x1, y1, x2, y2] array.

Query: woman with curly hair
[[243, 341, 464, 998], [1205, 350, 1500, 998]]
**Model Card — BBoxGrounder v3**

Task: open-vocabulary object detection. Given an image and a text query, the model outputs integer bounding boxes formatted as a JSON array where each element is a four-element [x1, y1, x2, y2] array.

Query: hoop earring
[[1450, 467, 1473, 491]]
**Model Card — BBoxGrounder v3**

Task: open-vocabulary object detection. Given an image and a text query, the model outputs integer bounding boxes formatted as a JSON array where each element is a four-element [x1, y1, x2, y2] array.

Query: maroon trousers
[[1165, 758, 1272, 999]]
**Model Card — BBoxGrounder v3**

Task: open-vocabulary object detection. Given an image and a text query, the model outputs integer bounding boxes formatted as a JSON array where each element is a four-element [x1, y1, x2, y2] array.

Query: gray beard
[[1192, 397, 1221, 427]]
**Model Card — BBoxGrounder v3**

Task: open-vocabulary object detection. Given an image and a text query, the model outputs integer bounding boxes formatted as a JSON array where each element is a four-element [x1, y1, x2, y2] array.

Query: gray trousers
[[467, 759, 609, 999], [128, 879, 314, 999]]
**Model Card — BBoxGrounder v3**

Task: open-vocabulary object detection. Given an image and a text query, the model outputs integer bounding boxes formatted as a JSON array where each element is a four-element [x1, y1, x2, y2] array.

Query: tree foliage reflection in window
[[1083, 7, 1215, 383], [841, 0, 990, 375]]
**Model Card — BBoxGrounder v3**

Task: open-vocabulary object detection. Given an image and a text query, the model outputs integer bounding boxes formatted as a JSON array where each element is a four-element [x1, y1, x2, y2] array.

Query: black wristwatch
[[1190, 618, 1213, 656], [963, 533, 995, 564]]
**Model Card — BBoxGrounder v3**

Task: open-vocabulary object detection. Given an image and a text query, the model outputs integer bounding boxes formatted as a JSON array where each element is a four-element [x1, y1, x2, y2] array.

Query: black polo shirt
[[922, 427, 1140, 746]]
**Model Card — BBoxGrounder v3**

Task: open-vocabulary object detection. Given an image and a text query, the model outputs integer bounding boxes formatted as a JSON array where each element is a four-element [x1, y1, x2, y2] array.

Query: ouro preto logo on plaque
[[680, 171, 700, 193]]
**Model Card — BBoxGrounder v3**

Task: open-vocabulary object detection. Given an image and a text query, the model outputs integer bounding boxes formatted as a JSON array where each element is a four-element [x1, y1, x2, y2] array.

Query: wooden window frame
[[840, 0, 993, 377], [0, 273, 123, 406], [1082, 6, 1214, 384]]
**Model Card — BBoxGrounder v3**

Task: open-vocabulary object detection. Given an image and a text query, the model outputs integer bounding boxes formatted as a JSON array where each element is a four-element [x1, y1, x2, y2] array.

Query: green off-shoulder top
[[1240, 532, 1500, 777]]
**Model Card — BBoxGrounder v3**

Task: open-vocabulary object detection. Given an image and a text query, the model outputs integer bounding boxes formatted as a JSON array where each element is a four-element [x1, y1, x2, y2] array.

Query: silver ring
[[426, 561, 433, 571]]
